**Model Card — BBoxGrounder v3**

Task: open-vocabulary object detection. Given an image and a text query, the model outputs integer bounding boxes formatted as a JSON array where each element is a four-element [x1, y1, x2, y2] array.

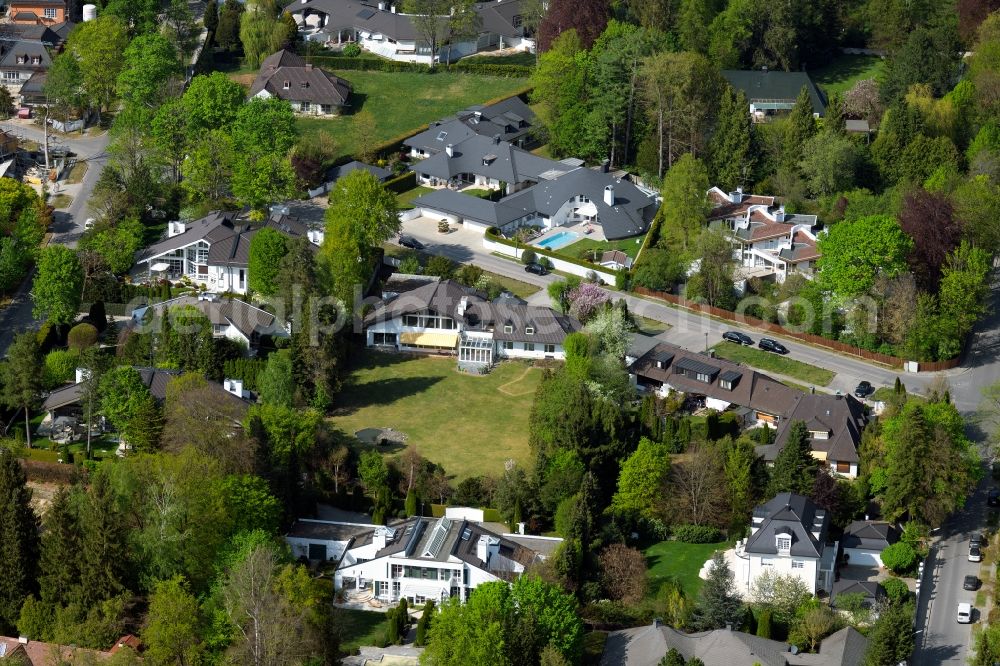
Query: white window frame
[[524, 342, 534, 352], [791, 560, 804, 569], [525, 326, 534, 335], [43, 7, 57, 18], [776, 536, 791, 552]]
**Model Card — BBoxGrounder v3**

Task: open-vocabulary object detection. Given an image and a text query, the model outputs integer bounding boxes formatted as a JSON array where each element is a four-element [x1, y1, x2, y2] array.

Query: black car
[[723, 331, 753, 346], [854, 381, 874, 399], [399, 236, 425, 250], [988, 488, 1000, 507], [758, 338, 788, 354], [524, 262, 549, 276], [965, 575, 981, 591], [972, 532, 984, 548]]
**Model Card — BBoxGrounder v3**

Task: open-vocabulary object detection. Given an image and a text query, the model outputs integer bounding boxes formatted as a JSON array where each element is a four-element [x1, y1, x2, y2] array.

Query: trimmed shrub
[[384, 171, 416, 193], [521, 248, 537, 265], [755, 608, 772, 638], [42, 349, 78, 389], [405, 489, 417, 516], [451, 62, 533, 77], [88, 301, 107, 332], [67, 323, 98, 351], [881, 577, 910, 605], [342, 43, 362, 57], [672, 524, 724, 544], [881, 541, 917, 574], [415, 600, 434, 646]]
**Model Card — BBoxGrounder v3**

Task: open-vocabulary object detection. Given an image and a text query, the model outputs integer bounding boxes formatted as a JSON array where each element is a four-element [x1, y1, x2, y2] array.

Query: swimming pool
[[535, 230, 580, 251]]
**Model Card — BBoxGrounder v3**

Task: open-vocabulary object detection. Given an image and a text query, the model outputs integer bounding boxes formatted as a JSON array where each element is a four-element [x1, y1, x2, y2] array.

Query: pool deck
[[533, 221, 606, 251]]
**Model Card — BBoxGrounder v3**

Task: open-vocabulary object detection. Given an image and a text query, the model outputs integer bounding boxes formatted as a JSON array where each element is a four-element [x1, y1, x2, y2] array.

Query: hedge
[[384, 170, 416, 193], [305, 56, 433, 73], [671, 524, 724, 543], [485, 228, 625, 278], [880, 541, 917, 574], [451, 62, 534, 77]]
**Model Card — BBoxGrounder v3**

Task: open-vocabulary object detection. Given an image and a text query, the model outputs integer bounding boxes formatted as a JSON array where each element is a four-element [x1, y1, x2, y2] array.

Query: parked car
[[758, 338, 788, 354], [723, 331, 753, 346], [84, 218, 95, 230], [958, 602, 972, 623], [988, 488, 999, 507], [854, 381, 874, 399], [971, 533, 983, 548], [524, 262, 549, 276], [964, 575, 981, 591], [399, 236, 424, 250], [969, 545, 983, 562]]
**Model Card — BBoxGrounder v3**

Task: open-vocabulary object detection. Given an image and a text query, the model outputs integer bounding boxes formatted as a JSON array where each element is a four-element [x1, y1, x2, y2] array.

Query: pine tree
[[78, 473, 130, 606], [767, 421, 818, 497], [709, 87, 755, 191], [824, 92, 846, 136], [784, 86, 817, 164], [38, 488, 81, 606], [0, 332, 42, 447], [204, 0, 219, 36], [691, 552, 745, 631], [0, 448, 39, 632]]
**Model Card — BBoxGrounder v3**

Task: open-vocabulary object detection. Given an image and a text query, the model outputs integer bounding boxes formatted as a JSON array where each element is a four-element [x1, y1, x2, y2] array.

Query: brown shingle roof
[[249, 49, 350, 107]]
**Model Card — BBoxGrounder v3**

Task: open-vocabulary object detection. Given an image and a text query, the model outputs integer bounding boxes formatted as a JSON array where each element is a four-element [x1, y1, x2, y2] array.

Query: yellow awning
[[810, 451, 828, 461], [400, 331, 458, 348]]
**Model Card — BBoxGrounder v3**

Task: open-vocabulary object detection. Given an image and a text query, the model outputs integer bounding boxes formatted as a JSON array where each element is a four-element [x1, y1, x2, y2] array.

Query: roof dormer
[[775, 527, 792, 554]]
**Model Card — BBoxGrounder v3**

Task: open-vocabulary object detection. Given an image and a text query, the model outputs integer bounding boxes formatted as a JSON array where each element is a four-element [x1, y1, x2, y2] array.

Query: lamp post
[[704, 332, 708, 353]]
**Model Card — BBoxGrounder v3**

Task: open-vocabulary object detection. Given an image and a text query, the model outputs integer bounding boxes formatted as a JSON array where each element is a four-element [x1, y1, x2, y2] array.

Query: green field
[[331, 352, 541, 480], [563, 235, 646, 261], [710, 343, 835, 386], [295, 70, 530, 157], [644, 540, 731, 598], [334, 608, 390, 655], [812, 54, 885, 96]]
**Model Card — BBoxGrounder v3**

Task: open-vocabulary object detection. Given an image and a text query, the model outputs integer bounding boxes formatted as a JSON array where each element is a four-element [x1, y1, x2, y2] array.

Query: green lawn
[[562, 235, 646, 261], [485, 272, 542, 299], [812, 54, 885, 97], [644, 540, 731, 598], [710, 343, 835, 387], [635, 316, 670, 336], [334, 608, 389, 655], [872, 386, 925, 403], [295, 70, 529, 158], [331, 352, 542, 480], [396, 185, 434, 209]]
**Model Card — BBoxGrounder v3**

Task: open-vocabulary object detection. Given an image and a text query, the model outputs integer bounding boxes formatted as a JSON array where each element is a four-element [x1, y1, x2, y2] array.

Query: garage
[[840, 520, 900, 569], [842, 548, 883, 568]]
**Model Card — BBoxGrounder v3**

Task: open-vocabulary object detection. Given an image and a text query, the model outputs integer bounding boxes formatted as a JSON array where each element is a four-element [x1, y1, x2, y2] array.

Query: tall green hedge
[[384, 171, 416, 193], [451, 62, 533, 77], [304, 55, 533, 78]]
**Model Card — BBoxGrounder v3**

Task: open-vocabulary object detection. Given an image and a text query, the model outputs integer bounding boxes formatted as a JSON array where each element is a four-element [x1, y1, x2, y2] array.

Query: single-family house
[[840, 520, 900, 568], [601, 621, 868, 666], [324, 159, 391, 184], [363, 279, 582, 369], [405, 96, 537, 158], [333, 514, 558, 605], [134, 210, 314, 295], [292, 0, 533, 64], [628, 341, 801, 428], [758, 393, 868, 478], [130, 293, 290, 349], [286, 519, 382, 562], [707, 186, 820, 283], [744, 493, 838, 595], [248, 49, 351, 116], [0, 39, 51, 103], [8, 0, 66, 25], [832, 579, 884, 611], [721, 69, 827, 121]]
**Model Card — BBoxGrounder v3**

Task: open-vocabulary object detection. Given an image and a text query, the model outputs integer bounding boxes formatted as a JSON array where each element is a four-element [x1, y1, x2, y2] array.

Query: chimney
[[653, 618, 661, 628], [377, 1, 385, 9], [810, 386, 815, 394], [517, 521, 525, 535], [445, 143, 454, 157], [774, 204, 785, 223], [457, 296, 468, 318], [493, 133, 501, 144], [729, 189, 742, 204], [373, 527, 388, 550], [725, 623, 733, 631], [476, 535, 489, 563], [168, 220, 186, 237], [75, 368, 92, 384], [305, 63, 313, 71], [18, 637, 28, 645], [604, 184, 614, 206]]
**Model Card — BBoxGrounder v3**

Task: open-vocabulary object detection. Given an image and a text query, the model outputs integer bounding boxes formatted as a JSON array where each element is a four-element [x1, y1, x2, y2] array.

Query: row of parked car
[[957, 491, 1000, 623]]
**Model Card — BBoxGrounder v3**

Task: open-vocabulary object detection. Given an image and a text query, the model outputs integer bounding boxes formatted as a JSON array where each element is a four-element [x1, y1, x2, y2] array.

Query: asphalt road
[[0, 122, 109, 355]]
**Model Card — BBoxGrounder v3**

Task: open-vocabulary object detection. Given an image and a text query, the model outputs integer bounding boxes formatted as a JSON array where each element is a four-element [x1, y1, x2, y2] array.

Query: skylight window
[[436, 131, 448, 141]]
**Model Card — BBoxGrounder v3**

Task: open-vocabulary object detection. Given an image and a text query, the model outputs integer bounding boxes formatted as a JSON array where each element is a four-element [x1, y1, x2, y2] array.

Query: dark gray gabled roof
[[721, 70, 826, 116], [746, 493, 829, 558], [412, 188, 530, 227], [0, 39, 51, 70], [758, 393, 868, 464], [480, 303, 582, 345], [840, 521, 899, 551], [249, 49, 351, 107], [140, 295, 284, 341], [325, 160, 391, 183], [411, 133, 560, 184]]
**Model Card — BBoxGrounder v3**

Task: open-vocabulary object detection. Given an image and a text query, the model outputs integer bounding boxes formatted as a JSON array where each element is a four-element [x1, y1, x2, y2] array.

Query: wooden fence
[[631, 287, 962, 372]]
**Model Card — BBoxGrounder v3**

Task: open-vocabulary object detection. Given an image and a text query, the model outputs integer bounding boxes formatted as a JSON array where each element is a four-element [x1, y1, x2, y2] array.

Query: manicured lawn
[[710, 343, 835, 387], [644, 539, 731, 598], [331, 352, 542, 480], [812, 54, 885, 97], [485, 272, 542, 299], [635, 316, 670, 336], [334, 608, 389, 655], [294, 70, 529, 158], [872, 386, 924, 403], [396, 185, 434, 209], [65, 160, 88, 184], [562, 235, 646, 261]]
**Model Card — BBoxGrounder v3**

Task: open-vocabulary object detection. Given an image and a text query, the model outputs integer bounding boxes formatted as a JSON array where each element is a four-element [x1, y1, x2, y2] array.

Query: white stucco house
[[364, 279, 581, 370], [134, 210, 315, 295], [733, 493, 838, 596]]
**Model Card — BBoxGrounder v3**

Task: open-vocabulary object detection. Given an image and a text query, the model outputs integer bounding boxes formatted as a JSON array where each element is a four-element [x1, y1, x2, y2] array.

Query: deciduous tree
[[537, 0, 609, 51], [32, 245, 83, 325], [817, 215, 911, 299], [598, 543, 647, 604], [658, 154, 710, 255]]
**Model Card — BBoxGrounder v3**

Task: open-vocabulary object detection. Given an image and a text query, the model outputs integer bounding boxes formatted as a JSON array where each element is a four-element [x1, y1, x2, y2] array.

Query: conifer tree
[[767, 421, 818, 497], [38, 487, 81, 606], [0, 448, 39, 632], [78, 473, 130, 607], [784, 86, 817, 164], [691, 552, 745, 631], [709, 87, 755, 191]]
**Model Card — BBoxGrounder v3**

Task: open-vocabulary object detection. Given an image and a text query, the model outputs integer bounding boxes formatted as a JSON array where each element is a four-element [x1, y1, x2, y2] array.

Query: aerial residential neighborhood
[[0, 0, 996, 665]]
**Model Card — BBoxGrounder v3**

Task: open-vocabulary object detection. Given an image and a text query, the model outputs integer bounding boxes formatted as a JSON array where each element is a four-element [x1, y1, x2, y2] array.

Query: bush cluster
[[671, 524, 724, 543]]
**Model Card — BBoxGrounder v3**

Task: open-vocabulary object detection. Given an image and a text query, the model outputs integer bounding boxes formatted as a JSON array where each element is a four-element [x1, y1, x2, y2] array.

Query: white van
[[958, 602, 972, 623]]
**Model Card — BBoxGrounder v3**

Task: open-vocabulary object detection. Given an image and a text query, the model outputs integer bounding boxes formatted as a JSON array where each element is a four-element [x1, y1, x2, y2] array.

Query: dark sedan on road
[[965, 575, 981, 591], [758, 338, 788, 354], [854, 381, 874, 399], [989, 488, 1000, 507], [723, 331, 753, 346], [399, 236, 425, 250], [524, 262, 549, 276]]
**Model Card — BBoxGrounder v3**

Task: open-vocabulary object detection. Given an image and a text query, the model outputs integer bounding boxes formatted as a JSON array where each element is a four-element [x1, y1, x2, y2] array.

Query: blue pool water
[[535, 230, 580, 251]]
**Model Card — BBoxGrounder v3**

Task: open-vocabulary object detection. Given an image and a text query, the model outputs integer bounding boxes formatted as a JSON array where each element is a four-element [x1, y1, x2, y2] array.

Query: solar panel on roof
[[356, 7, 376, 18], [423, 517, 453, 558]]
